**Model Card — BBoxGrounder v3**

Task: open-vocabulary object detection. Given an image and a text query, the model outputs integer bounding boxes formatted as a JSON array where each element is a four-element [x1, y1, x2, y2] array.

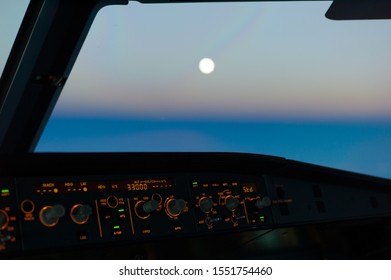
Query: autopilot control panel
[[0, 153, 390, 257]]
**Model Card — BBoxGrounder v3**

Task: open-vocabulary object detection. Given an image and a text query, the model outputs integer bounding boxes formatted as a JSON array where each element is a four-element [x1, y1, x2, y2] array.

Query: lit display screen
[[119, 179, 174, 191], [242, 184, 257, 193], [34, 179, 174, 194]]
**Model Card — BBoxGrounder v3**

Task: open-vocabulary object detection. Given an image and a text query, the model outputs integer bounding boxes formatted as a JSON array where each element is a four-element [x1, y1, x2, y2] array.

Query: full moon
[[199, 58, 215, 74]]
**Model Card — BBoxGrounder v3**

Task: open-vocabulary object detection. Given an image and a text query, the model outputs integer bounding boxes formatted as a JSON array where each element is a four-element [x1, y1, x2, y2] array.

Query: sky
[[1, 1, 391, 179], [48, 1, 391, 120], [0, 0, 29, 75]]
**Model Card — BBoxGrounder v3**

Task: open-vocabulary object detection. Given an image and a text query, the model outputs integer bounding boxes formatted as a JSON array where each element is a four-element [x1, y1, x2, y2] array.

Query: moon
[[199, 58, 215, 74]]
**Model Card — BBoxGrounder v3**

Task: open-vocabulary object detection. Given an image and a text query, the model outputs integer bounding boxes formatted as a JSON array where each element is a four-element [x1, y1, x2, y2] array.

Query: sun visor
[[326, 0, 391, 20]]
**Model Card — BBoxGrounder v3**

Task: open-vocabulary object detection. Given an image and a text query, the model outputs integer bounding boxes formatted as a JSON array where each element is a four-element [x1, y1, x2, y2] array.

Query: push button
[[0, 188, 10, 198], [112, 225, 123, 237], [172, 222, 183, 232], [117, 208, 126, 219], [78, 232, 89, 241], [21, 200, 35, 213], [103, 209, 112, 221], [141, 226, 151, 235]]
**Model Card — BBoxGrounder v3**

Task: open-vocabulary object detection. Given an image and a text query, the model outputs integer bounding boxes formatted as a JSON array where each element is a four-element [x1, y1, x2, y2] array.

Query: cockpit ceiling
[[135, 0, 391, 20]]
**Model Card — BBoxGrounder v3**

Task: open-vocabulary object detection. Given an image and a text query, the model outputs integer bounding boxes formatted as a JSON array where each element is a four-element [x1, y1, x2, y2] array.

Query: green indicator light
[[118, 209, 125, 213], [113, 225, 121, 229], [260, 216, 265, 219], [1, 189, 9, 193], [192, 182, 198, 185]]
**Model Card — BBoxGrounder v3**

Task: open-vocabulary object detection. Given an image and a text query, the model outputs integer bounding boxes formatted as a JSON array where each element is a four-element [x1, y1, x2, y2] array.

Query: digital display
[[34, 179, 174, 194], [242, 184, 257, 193], [122, 179, 174, 191], [35, 181, 89, 194]]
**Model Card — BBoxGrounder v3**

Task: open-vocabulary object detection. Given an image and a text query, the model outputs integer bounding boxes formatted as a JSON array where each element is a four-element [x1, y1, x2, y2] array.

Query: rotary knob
[[0, 210, 9, 230], [135, 199, 159, 219], [166, 198, 186, 216], [199, 197, 214, 213], [39, 204, 66, 227], [142, 199, 159, 213], [71, 204, 92, 224], [225, 196, 239, 211], [255, 197, 272, 209]]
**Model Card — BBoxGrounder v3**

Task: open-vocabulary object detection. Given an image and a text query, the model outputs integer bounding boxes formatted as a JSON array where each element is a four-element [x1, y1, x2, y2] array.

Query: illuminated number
[[127, 183, 149, 191]]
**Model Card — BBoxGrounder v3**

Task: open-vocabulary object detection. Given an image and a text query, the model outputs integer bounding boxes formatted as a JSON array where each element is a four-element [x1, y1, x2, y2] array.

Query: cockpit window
[[0, 0, 29, 77], [36, 1, 391, 179]]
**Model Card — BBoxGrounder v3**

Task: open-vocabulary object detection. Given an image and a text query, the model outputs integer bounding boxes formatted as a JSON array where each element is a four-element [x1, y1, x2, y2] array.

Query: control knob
[[166, 198, 186, 216], [225, 196, 239, 211], [255, 197, 272, 209], [135, 199, 159, 219], [71, 204, 92, 224], [199, 197, 214, 213], [0, 210, 9, 230], [39, 204, 66, 227], [142, 199, 159, 213]]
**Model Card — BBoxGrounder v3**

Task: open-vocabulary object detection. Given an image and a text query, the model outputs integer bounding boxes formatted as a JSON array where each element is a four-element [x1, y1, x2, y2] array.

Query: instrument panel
[[0, 152, 391, 258], [1, 172, 271, 254]]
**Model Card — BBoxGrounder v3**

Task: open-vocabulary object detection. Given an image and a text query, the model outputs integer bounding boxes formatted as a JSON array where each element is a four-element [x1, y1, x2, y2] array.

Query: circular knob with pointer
[[225, 196, 239, 211], [71, 204, 92, 224], [166, 198, 186, 217], [142, 199, 159, 214], [0, 210, 9, 230], [39, 204, 66, 227], [199, 197, 214, 213]]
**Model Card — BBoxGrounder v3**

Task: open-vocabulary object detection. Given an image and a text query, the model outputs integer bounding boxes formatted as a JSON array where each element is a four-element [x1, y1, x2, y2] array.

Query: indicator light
[[118, 209, 125, 213], [113, 225, 121, 229], [192, 182, 198, 185], [260, 216, 265, 219], [1, 189, 9, 193]]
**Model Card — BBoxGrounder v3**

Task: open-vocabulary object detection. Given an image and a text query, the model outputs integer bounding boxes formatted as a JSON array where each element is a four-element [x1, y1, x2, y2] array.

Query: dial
[[166, 198, 186, 217], [199, 197, 213, 213], [71, 204, 92, 224], [0, 210, 9, 230], [142, 199, 159, 213], [39, 204, 66, 227], [225, 196, 239, 211], [135, 199, 158, 219]]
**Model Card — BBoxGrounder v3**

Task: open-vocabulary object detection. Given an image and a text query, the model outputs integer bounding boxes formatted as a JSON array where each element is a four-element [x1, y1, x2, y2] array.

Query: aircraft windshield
[[0, 1, 29, 77], [35, 1, 391, 179]]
